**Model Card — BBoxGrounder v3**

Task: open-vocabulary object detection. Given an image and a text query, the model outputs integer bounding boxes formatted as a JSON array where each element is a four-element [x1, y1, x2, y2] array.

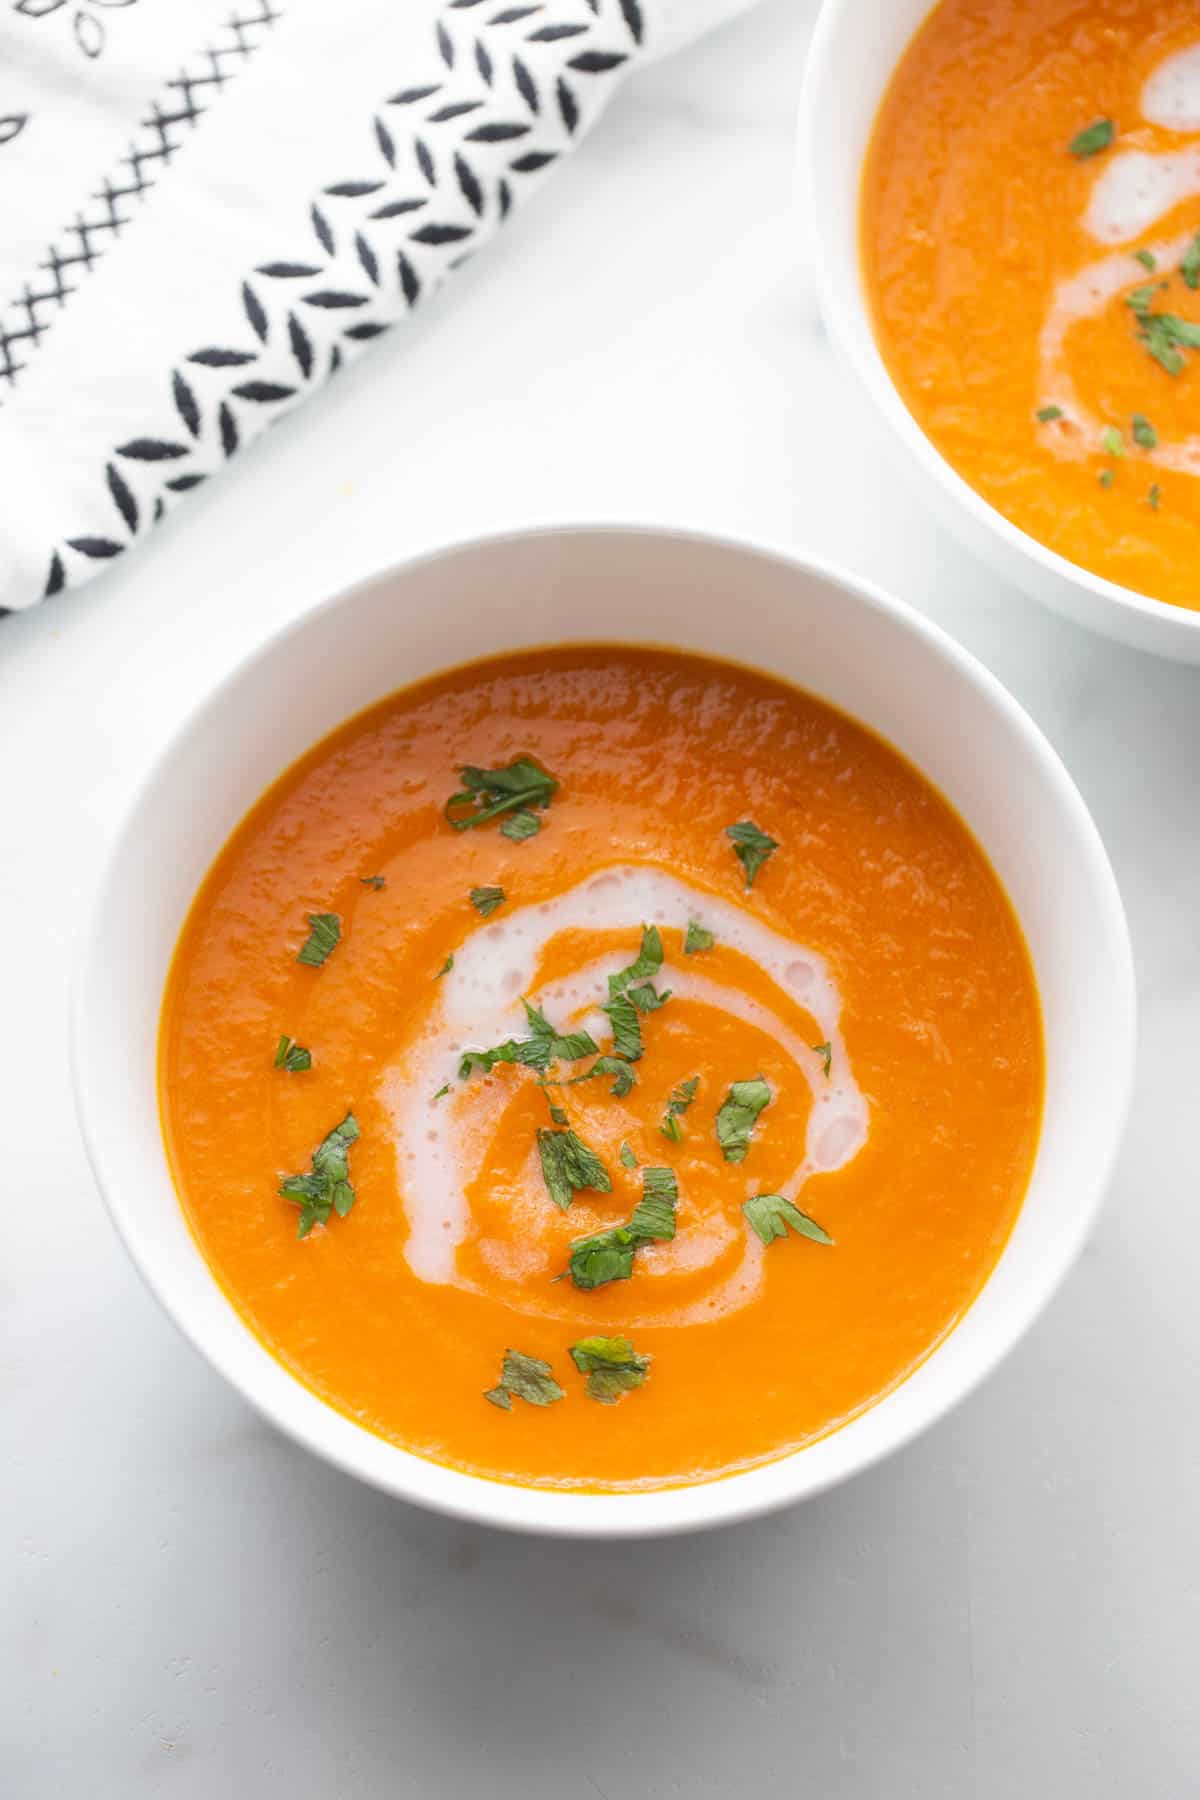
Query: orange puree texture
[[159, 648, 1043, 1492], [863, 0, 1200, 611]]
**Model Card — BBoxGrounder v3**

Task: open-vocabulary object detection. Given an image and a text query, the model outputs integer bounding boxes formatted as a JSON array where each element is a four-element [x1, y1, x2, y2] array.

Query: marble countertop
[[4, 2, 1197, 1793]]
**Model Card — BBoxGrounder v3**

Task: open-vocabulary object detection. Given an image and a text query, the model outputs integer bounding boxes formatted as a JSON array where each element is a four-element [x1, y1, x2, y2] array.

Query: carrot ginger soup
[[160, 647, 1043, 1492], [864, 0, 1200, 611]]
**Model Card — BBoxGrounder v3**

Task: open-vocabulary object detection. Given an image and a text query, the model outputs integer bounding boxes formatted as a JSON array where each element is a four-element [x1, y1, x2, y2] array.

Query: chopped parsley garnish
[[601, 992, 644, 1062], [568, 1055, 637, 1098], [1182, 235, 1200, 291], [360, 874, 385, 890], [1036, 404, 1063, 423], [501, 810, 541, 842], [1149, 482, 1162, 511], [470, 885, 506, 918], [279, 1112, 359, 1238], [1068, 118, 1114, 159], [547, 1103, 569, 1127], [1131, 413, 1158, 449], [660, 1075, 698, 1142], [1101, 425, 1125, 458], [432, 1084, 451, 1101], [459, 999, 597, 1079], [536, 1127, 612, 1211], [564, 1166, 677, 1290], [684, 918, 715, 954], [445, 758, 558, 834], [716, 1077, 771, 1164], [813, 1041, 832, 1078], [435, 953, 454, 978], [742, 1193, 833, 1248], [609, 925, 664, 994], [726, 820, 778, 889], [1099, 470, 1115, 489], [296, 912, 341, 967], [619, 1142, 638, 1169], [484, 1348, 564, 1410], [273, 1034, 312, 1073], [596, 930, 671, 1062], [1127, 292, 1200, 376], [569, 1336, 651, 1404], [1134, 249, 1157, 272]]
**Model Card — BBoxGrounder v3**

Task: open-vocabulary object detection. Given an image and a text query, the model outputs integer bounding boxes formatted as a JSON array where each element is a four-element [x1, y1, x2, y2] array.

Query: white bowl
[[71, 525, 1135, 1536], [799, 0, 1200, 663]]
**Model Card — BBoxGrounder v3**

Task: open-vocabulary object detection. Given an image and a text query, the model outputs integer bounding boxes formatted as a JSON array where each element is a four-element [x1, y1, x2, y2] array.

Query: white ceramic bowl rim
[[70, 523, 1136, 1537], [798, 0, 1200, 653]]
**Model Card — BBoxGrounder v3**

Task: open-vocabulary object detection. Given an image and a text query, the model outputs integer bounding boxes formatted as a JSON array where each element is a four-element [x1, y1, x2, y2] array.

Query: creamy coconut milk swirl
[[379, 866, 867, 1327]]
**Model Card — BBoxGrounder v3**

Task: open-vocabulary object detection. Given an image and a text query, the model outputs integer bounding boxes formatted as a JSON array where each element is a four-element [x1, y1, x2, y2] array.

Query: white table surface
[[4, 2, 1198, 1793]]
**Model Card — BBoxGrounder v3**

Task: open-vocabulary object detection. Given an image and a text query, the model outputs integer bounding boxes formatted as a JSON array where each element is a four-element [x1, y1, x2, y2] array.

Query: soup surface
[[864, 0, 1200, 611], [160, 647, 1043, 1491]]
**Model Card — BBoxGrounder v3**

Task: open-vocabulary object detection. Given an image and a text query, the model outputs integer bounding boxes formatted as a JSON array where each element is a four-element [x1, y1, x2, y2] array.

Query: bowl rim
[[796, 0, 1200, 647], [69, 521, 1137, 1537]]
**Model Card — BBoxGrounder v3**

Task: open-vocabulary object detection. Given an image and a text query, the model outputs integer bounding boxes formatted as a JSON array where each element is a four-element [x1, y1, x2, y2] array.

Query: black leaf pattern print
[[33, 0, 650, 607]]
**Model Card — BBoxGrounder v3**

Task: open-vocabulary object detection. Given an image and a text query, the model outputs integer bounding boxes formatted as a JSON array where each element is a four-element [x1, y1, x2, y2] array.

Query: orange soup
[[160, 647, 1043, 1491], [863, 0, 1200, 611]]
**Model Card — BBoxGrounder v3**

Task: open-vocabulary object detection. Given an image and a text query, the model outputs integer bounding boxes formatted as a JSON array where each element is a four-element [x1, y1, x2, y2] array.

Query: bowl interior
[[72, 527, 1134, 1535], [801, 0, 1200, 661]]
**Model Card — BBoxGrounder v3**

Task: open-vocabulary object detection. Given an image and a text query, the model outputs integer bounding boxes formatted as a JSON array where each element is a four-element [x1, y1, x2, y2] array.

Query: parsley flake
[[459, 999, 598, 1079], [1181, 233, 1200, 291], [501, 810, 541, 842], [726, 820, 778, 889], [565, 1167, 677, 1290], [360, 875, 385, 890], [445, 758, 557, 834], [296, 912, 341, 967], [1068, 118, 1114, 159], [568, 1055, 637, 1098], [684, 918, 715, 954], [484, 1348, 564, 1410], [1149, 482, 1162, 511], [1134, 249, 1157, 272], [742, 1193, 833, 1248], [1101, 425, 1125, 458], [660, 1075, 698, 1142], [1099, 469, 1115, 489], [537, 1127, 612, 1212], [813, 1041, 832, 1078], [279, 1113, 359, 1238], [619, 1142, 638, 1169], [435, 953, 454, 978], [470, 885, 506, 918], [716, 1077, 771, 1164], [569, 1336, 651, 1404], [1036, 404, 1063, 423], [274, 1034, 312, 1073], [432, 1084, 451, 1101], [1132, 413, 1158, 449]]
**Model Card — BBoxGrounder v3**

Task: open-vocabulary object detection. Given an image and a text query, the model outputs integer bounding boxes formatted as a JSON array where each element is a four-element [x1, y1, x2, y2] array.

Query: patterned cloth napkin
[[0, 0, 759, 614]]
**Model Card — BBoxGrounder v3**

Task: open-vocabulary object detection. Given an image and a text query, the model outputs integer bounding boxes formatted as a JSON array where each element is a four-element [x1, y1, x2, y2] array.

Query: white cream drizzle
[[378, 866, 868, 1326], [1143, 42, 1200, 133]]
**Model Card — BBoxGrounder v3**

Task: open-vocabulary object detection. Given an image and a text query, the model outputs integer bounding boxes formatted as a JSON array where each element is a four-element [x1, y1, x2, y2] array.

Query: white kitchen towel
[[0, 0, 759, 613]]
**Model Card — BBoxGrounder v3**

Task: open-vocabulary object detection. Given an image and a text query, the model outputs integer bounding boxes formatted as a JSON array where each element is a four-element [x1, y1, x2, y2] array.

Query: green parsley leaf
[[484, 1348, 564, 1409], [1101, 425, 1125, 458], [500, 809, 541, 842], [296, 912, 341, 967], [742, 1193, 833, 1248], [459, 999, 598, 1079], [445, 758, 558, 833], [537, 1127, 612, 1211], [1182, 234, 1200, 290], [279, 1112, 359, 1238], [660, 1074, 698, 1140], [548, 1103, 569, 1127], [436, 953, 454, 978], [1099, 470, 1115, 489], [626, 980, 670, 1015], [274, 1034, 312, 1073], [726, 820, 778, 889], [684, 918, 715, 954], [1131, 305, 1200, 376], [1149, 482, 1162, 511], [569, 1335, 652, 1404], [1068, 118, 1114, 159], [1134, 248, 1157, 272], [1036, 404, 1063, 423], [813, 1041, 832, 1078], [568, 1055, 637, 1098], [619, 1142, 638, 1169], [1131, 413, 1158, 449], [432, 1084, 451, 1101], [716, 1077, 771, 1164], [360, 874, 385, 890], [469, 885, 506, 918], [565, 1167, 677, 1290], [600, 991, 643, 1063], [609, 925, 664, 995]]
